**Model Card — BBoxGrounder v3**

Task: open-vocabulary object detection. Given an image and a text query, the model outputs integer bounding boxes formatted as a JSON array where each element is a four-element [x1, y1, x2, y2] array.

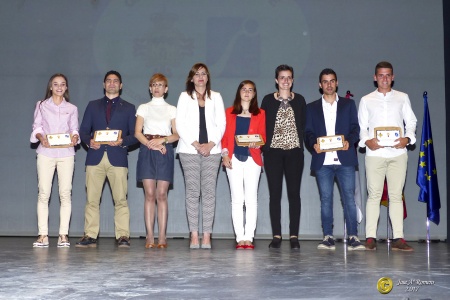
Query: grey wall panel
[[0, 0, 445, 240]]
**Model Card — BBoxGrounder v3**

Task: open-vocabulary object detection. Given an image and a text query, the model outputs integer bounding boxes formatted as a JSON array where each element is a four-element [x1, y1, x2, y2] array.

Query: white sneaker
[[33, 235, 49, 248], [57, 235, 70, 248]]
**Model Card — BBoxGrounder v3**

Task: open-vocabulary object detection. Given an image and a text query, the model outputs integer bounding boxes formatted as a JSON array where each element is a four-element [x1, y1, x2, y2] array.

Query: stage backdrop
[[0, 0, 446, 240]]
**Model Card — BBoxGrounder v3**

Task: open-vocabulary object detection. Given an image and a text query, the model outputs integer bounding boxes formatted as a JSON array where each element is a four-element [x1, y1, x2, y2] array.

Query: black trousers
[[263, 147, 304, 237]]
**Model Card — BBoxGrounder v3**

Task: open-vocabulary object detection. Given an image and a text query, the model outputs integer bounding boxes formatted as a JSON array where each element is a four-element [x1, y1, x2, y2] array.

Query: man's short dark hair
[[104, 70, 122, 83], [375, 61, 393, 74], [319, 68, 337, 82]]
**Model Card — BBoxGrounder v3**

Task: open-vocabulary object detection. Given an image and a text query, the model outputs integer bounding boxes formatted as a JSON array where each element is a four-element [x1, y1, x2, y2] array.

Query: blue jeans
[[315, 165, 357, 236]]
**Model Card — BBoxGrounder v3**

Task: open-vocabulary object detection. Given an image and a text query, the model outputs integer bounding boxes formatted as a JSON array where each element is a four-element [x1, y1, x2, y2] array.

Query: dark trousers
[[263, 147, 304, 236]]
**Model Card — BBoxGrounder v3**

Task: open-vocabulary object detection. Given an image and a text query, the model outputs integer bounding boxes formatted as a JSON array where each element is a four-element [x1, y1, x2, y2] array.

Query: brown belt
[[144, 134, 167, 141]]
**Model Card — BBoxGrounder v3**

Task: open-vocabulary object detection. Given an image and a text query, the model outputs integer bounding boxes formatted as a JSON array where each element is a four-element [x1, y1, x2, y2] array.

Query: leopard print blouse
[[270, 103, 300, 150]]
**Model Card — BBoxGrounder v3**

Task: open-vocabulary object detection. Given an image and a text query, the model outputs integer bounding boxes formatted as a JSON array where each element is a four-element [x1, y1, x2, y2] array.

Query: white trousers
[[226, 155, 261, 242], [37, 154, 74, 235]]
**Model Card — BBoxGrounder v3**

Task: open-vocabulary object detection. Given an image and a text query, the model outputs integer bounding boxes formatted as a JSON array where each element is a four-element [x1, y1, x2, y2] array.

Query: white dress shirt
[[322, 95, 341, 165], [358, 89, 417, 158]]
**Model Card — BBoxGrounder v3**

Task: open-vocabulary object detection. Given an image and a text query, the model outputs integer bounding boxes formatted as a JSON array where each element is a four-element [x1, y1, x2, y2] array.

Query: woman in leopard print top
[[260, 64, 306, 250]]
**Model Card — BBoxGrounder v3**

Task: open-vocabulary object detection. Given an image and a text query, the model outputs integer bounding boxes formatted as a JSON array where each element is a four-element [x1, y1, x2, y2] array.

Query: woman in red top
[[221, 80, 266, 249]]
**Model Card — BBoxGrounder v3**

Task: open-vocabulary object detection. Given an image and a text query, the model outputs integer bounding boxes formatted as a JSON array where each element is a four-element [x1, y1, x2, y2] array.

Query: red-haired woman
[[135, 73, 179, 249]]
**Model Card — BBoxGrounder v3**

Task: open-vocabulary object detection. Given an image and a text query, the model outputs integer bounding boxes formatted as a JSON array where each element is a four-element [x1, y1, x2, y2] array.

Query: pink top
[[30, 97, 80, 158]]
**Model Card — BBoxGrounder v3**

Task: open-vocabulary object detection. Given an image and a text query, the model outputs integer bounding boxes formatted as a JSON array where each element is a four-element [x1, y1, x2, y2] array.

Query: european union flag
[[416, 92, 440, 225]]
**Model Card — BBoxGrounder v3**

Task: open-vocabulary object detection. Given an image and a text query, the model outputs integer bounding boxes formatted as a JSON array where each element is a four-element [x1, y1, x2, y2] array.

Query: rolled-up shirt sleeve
[[30, 101, 45, 143], [69, 106, 80, 144]]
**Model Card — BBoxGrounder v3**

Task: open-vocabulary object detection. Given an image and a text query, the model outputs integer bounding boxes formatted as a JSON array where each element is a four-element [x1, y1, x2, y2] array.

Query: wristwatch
[[406, 137, 411, 145]]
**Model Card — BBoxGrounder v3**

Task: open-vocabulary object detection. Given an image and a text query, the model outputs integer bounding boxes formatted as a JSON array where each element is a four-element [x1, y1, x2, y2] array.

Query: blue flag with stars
[[416, 92, 440, 225]]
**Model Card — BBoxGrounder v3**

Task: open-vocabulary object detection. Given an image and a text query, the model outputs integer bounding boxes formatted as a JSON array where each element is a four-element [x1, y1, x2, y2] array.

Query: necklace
[[276, 92, 293, 101], [276, 92, 293, 109]]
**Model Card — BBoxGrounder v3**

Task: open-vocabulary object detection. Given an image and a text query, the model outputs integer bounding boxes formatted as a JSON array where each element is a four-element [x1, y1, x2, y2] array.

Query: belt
[[144, 134, 167, 141]]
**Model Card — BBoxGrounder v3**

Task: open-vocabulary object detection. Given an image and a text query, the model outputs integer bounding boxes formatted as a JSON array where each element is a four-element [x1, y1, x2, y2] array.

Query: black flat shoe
[[290, 237, 300, 250], [268, 237, 282, 248]]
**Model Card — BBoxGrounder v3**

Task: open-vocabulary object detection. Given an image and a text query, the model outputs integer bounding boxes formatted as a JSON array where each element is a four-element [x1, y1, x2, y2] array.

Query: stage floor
[[0, 237, 449, 299]]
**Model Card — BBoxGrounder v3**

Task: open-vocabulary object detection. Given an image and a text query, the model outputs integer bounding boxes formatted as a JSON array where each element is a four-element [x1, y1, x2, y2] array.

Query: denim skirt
[[136, 143, 174, 183]]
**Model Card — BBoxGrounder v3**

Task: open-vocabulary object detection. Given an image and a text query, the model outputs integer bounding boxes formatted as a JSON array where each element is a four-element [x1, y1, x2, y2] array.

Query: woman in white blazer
[[176, 63, 225, 249]]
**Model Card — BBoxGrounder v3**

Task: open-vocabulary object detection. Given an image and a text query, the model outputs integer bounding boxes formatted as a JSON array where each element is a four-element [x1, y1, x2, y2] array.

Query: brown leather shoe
[[157, 243, 168, 249], [117, 236, 130, 248], [391, 238, 413, 251], [365, 238, 377, 250]]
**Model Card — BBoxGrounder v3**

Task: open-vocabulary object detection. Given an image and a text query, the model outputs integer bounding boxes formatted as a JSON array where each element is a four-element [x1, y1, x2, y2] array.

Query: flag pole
[[342, 90, 358, 244], [387, 203, 391, 243], [424, 218, 439, 243], [424, 92, 431, 244], [344, 223, 347, 243]]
